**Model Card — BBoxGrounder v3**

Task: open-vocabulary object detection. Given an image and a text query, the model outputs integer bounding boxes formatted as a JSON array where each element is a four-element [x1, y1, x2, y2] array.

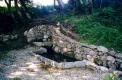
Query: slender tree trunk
[[4, 0, 11, 12], [91, 0, 93, 14], [57, 0, 65, 10], [79, 0, 83, 4], [100, 0, 103, 8], [19, 0, 31, 19], [19, 0, 27, 11], [54, 0, 56, 7], [14, 0, 19, 11], [85, 0, 94, 15]]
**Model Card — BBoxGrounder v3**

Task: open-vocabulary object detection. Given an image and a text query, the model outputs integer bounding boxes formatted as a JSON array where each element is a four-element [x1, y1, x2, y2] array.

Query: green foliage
[[55, 7, 122, 52], [118, 77, 122, 80], [103, 74, 122, 80], [11, 77, 21, 80], [0, 7, 16, 13], [114, 35, 122, 51], [94, 7, 122, 31], [6, 35, 27, 50], [0, 34, 27, 60], [74, 16, 121, 47], [0, 51, 8, 60], [104, 74, 113, 80], [0, 41, 9, 59]]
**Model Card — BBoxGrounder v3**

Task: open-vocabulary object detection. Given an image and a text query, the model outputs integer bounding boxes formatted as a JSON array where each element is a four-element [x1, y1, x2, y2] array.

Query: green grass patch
[[54, 8, 122, 52], [0, 7, 16, 13]]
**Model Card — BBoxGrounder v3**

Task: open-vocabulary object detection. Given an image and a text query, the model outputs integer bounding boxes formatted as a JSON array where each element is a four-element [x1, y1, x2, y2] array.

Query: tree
[[4, 0, 12, 12], [68, 0, 93, 14], [100, 0, 103, 8], [14, 0, 19, 11], [57, 0, 64, 10], [54, 0, 65, 12]]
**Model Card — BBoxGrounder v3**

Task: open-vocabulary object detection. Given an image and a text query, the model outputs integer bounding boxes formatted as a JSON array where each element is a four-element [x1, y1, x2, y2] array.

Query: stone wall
[[24, 25, 122, 70]]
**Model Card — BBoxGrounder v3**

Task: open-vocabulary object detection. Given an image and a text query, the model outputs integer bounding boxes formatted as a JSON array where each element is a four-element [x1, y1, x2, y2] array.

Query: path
[[0, 47, 109, 80]]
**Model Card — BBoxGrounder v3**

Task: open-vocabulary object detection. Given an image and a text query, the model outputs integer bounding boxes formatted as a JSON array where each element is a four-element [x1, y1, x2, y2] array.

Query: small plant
[[104, 72, 120, 80], [54, 8, 122, 52], [11, 77, 21, 80], [104, 74, 113, 80]]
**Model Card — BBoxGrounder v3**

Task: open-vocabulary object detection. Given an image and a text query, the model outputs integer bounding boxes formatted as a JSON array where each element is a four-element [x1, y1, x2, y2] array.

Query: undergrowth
[[55, 7, 122, 52]]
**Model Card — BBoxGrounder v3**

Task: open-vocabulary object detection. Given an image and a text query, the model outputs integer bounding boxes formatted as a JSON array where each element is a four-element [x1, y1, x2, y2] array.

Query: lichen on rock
[[24, 25, 122, 71]]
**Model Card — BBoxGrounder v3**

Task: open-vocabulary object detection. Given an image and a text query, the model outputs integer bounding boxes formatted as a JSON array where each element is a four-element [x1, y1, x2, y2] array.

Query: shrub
[[114, 35, 122, 51], [55, 14, 122, 52]]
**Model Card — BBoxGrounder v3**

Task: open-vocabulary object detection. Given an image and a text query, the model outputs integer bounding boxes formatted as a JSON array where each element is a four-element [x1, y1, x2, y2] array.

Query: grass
[[55, 7, 122, 52], [0, 7, 16, 13], [11, 77, 21, 80], [103, 73, 122, 80]]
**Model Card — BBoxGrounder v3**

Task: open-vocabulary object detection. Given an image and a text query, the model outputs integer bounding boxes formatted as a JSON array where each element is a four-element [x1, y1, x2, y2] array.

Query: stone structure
[[31, 51, 108, 72], [24, 25, 122, 71], [0, 34, 18, 42], [24, 25, 52, 42]]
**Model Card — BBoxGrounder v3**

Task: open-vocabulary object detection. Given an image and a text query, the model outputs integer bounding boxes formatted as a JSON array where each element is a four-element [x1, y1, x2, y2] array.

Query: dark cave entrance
[[35, 46, 79, 63]]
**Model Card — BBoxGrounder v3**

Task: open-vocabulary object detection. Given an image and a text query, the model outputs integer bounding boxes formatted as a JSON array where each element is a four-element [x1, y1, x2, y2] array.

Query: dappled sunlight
[[0, 47, 112, 80], [0, 0, 121, 79], [7, 62, 42, 79], [8, 71, 23, 78]]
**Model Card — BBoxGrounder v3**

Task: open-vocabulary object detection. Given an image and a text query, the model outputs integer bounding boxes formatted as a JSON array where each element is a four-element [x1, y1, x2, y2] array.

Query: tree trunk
[[19, 0, 27, 11], [100, 0, 103, 8], [91, 0, 93, 14], [19, 0, 31, 19], [57, 0, 65, 10], [14, 0, 19, 11], [54, 0, 56, 7], [4, 0, 11, 12]]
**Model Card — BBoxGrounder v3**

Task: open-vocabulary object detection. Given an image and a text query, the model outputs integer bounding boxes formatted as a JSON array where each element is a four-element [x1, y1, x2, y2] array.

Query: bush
[[94, 7, 122, 31], [55, 13, 122, 52], [114, 35, 122, 51]]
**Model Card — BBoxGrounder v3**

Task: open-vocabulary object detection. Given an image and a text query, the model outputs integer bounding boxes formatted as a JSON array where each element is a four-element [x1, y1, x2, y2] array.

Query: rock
[[109, 51, 116, 55], [24, 25, 52, 42], [97, 46, 108, 53], [98, 52, 104, 56], [62, 62, 75, 69], [54, 46, 61, 53], [75, 54, 83, 60], [116, 59, 122, 63], [63, 48, 69, 52], [94, 57, 103, 65], [82, 76, 91, 80], [101, 55, 107, 67], [88, 50, 96, 56], [98, 66, 108, 72], [89, 45, 97, 49], [75, 48, 80, 53], [33, 42, 44, 46], [107, 56, 116, 69], [11, 34, 18, 40], [107, 56, 115, 63], [74, 61, 86, 67], [2, 35, 10, 42], [33, 42, 52, 47], [43, 35, 49, 39], [33, 47, 47, 55], [43, 35, 49, 42], [66, 41, 72, 49], [107, 61, 116, 70], [23, 25, 122, 72], [120, 63, 122, 69], [87, 55, 94, 62], [83, 48, 91, 55], [24, 31, 28, 36], [0, 34, 18, 42]]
